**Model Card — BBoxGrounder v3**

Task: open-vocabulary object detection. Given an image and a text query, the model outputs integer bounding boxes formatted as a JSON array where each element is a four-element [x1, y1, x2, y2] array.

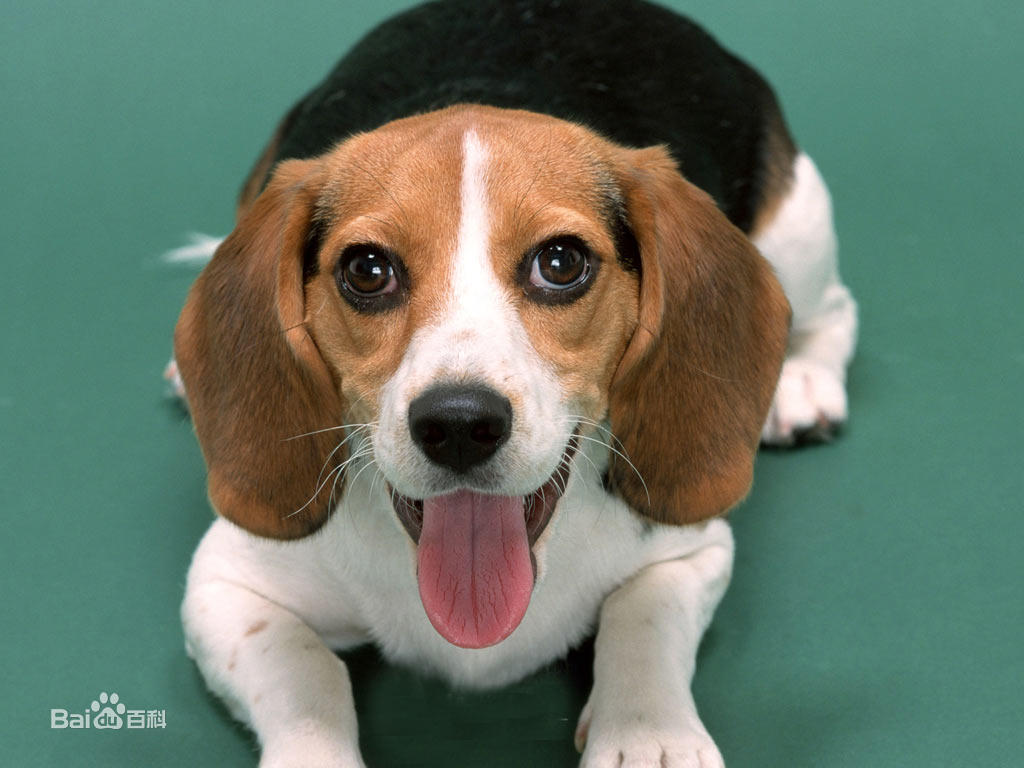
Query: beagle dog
[[172, 1, 857, 765]]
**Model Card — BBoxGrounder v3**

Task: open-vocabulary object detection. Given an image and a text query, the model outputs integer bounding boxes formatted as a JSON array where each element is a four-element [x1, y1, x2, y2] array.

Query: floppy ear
[[608, 146, 791, 525], [174, 159, 347, 539]]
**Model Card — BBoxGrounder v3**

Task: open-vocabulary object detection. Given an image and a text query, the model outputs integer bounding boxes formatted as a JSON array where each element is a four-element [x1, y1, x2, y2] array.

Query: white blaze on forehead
[[448, 130, 508, 324], [458, 131, 489, 268]]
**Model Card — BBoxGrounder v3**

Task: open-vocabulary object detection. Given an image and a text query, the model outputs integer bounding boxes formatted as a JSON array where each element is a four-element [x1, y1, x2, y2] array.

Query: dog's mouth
[[389, 441, 575, 650], [390, 458, 572, 548]]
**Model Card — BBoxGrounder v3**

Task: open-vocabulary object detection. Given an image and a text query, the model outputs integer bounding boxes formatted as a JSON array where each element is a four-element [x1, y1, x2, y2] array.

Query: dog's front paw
[[259, 720, 366, 768], [761, 357, 847, 446], [576, 703, 724, 768], [579, 727, 724, 768]]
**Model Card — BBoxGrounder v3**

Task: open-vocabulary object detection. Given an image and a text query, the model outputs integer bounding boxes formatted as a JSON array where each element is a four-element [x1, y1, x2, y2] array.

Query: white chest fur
[[184, 440, 729, 690]]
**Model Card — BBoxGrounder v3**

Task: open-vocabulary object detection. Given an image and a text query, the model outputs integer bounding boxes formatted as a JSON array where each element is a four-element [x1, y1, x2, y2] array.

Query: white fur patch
[[450, 130, 493, 321], [183, 459, 733, 689], [162, 232, 223, 265], [753, 154, 839, 331], [755, 153, 858, 444]]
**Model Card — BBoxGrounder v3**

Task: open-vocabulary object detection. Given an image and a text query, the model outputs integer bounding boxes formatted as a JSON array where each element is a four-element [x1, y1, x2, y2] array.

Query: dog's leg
[[755, 153, 858, 445], [577, 520, 733, 768], [183, 574, 366, 767]]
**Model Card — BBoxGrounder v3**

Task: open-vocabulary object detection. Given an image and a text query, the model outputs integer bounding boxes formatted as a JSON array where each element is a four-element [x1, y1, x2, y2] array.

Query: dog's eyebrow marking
[[349, 158, 413, 231], [511, 136, 554, 238]]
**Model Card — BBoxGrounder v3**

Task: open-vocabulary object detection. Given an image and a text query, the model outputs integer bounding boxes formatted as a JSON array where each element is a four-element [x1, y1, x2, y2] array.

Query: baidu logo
[[90, 692, 125, 729], [51, 692, 166, 730]]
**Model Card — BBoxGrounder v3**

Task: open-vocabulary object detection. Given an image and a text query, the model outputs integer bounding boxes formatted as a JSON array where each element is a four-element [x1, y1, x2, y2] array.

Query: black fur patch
[[302, 215, 326, 284], [609, 207, 641, 276], [267, 0, 791, 234]]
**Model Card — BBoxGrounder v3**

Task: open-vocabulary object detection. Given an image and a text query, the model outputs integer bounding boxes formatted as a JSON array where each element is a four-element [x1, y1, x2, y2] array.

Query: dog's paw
[[576, 702, 724, 768], [761, 357, 847, 446], [579, 727, 724, 768]]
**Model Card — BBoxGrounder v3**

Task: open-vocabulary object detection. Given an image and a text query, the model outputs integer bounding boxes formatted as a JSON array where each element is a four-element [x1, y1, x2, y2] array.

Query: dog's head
[[175, 105, 789, 648]]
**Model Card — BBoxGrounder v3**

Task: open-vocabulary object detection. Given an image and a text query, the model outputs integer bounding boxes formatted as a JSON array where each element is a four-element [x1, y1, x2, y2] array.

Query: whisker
[[223, 319, 311, 366], [555, 414, 626, 451], [346, 456, 380, 492], [367, 462, 389, 506], [568, 447, 602, 482], [350, 159, 413, 231], [284, 465, 343, 520], [312, 440, 350, 497], [571, 433, 651, 510], [325, 416, 376, 512], [285, 445, 374, 520], [512, 140, 553, 236], [309, 296, 330, 318], [283, 421, 377, 442], [311, 427, 372, 494], [362, 213, 403, 233], [682, 359, 741, 383], [553, 468, 569, 498], [518, 201, 555, 233]]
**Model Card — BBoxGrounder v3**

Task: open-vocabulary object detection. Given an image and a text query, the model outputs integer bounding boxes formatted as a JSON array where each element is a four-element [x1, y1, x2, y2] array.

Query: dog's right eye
[[335, 244, 406, 311]]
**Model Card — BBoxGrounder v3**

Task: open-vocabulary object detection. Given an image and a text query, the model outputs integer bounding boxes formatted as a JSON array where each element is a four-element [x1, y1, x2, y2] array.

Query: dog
[[172, 1, 857, 765]]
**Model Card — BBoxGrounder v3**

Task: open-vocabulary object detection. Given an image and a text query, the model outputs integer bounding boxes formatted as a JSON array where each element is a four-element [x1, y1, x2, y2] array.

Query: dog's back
[[245, 0, 794, 234]]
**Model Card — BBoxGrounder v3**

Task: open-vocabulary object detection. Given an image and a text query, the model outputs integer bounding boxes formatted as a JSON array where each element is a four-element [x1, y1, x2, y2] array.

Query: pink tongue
[[417, 489, 534, 649]]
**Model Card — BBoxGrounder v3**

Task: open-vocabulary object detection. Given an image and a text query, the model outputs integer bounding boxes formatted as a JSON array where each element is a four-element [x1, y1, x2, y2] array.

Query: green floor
[[2, 1, 1022, 765]]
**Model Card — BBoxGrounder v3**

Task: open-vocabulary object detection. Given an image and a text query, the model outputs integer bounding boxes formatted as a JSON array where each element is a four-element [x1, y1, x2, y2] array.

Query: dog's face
[[305, 110, 638, 524], [309, 112, 637, 479], [175, 105, 789, 648]]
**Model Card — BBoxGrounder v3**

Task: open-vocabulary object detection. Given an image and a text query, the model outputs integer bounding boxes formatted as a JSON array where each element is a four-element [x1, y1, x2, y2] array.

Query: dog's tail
[[162, 232, 224, 266], [163, 233, 224, 408]]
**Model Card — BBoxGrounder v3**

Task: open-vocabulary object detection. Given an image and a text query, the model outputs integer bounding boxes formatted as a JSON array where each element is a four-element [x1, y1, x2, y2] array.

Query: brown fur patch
[[177, 104, 789, 539], [175, 161, 347, 540], [607, 146, 790, 523]]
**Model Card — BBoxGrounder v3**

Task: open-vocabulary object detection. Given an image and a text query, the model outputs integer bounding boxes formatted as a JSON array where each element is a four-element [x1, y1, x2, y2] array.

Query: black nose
[[408, 385, 513, 473]]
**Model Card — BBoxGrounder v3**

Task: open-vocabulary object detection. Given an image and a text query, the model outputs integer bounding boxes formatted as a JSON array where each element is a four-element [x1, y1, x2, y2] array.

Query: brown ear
[[174, 159, 346, 539], [608, 146, 790, 525]]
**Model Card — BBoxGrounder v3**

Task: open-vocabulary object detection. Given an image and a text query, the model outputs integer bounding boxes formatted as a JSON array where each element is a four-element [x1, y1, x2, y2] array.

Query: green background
[[2, 0, 1022, 765]]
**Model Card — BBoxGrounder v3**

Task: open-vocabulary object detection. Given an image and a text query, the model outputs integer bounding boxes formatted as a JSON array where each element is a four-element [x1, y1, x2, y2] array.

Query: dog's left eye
[[335, 244, 405, 311], [527, 239, 592, 291], [340, 246, 397, 296]]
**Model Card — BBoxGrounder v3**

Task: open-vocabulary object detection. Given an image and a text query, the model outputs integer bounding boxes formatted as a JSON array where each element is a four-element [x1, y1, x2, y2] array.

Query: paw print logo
[[91, 692, 125, 729]]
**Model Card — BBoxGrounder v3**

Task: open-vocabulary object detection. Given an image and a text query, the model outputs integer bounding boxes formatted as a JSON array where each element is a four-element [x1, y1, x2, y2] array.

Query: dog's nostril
[[409, 385, 513, 473], [470, 420, 502, 444], [419, 422, 447, 447]]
